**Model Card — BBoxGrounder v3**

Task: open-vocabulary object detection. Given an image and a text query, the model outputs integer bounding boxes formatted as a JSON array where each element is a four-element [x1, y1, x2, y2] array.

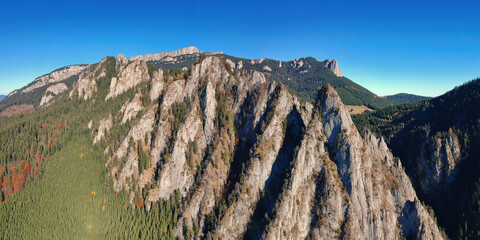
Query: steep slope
[[353, 78, 480, 239], [77, 54, 442, 239], [0, 49, 446, 239], [0, 64, 89, 111]]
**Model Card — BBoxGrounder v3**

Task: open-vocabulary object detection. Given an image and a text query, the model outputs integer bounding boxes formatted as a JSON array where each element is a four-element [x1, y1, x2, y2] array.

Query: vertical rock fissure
[[221, 85, 281, 209], [245, 107, 305, 240]]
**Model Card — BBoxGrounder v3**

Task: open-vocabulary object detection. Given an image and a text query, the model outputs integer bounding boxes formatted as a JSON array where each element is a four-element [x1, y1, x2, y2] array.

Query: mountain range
[[2, 47, 475, 239], [0, 47, 428, 117]]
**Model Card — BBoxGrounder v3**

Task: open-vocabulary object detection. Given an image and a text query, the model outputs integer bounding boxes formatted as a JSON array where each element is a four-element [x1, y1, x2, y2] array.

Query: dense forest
[[0, 59, 183, 239], [353, 78, 480, 239], [383, 93, 431, 105]]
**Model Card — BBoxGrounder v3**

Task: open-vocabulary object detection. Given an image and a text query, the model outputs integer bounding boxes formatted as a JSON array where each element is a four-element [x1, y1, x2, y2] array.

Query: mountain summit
[[130, 46, 200, 62], [324, 59, 342, 77]]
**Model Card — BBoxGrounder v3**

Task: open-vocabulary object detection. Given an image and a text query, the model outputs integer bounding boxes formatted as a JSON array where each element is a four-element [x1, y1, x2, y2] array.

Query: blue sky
[[0, 0, 479, 97]]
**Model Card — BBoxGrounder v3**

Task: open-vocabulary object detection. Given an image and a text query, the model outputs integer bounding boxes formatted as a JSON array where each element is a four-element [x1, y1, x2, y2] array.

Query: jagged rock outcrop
[[105, 54, 149, 100], [93, 115, 112, 145], [112, 105, 157, 192], [23, 65, 88, 93], [7, 90, 18, 97], [69, 57, 111, 100], [324, 59, 342, 77], [130, 46, 200, 62], [399, 199, 444, 240], [262, 65, 272, 72], [309, 84, 441, 239], [39, 83, 68, 107], [90, 55, 443, 239], [417, 132, 461, 196], [120, 93, 144, 124], [150, 69, 164, 101]]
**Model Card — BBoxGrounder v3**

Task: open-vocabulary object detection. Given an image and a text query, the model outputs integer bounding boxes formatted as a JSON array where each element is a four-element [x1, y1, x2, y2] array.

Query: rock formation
[[324, 59, 342, 77], [82, 54, 444, 239], [39, 83, 68, 107], [23, 65, 88, 93], [105, 54, 149, 100], [130, 46, 200, 62]]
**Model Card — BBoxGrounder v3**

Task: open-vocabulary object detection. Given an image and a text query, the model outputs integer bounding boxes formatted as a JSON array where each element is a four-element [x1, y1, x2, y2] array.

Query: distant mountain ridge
[[0, 95, 5, 101], [384, 93, 431, 104], [1, 46, 426, 116]]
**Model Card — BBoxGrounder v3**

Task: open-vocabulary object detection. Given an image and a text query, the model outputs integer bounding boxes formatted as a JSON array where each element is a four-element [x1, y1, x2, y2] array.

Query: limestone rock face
[[93, 55, 443, 240], [262, 65, 272, 72], [155, 104, 202, 199], [7, 90, 18, 97], [399, 199, 445, 240], [120, 93, 144, 124], [130, 46, 200, 62], [112, 106, 157, 192], [325, 59, 343, 77], [150, 69, 164, 101], [417, 133, 461, 196], [312, 84, 442, 239], [23, 65, 88, 93], [70, 57, 109, 100], [105, 54, 149, 100], [39, 83, 68, 107], [93, 115, 112, 145]]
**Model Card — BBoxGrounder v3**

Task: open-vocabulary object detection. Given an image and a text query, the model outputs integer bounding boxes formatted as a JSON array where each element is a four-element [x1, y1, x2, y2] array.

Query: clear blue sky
[[1, 0, 479, 97]]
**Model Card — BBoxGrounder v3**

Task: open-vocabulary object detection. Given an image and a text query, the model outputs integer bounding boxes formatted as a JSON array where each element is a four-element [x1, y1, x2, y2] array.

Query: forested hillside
[[353, 78, 480, 239], [384, 93, 431, 104]]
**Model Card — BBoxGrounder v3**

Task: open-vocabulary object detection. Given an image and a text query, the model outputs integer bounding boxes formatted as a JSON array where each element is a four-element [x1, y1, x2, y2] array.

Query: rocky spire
[[325, 59, 343, 77]]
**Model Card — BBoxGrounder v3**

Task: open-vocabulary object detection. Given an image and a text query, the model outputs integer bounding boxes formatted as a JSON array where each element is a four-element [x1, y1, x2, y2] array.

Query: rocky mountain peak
[[129, 46, 200, 62], [116, 53, 127, 64], [314, 84, 443, 239], [324, 59, 342, 77]]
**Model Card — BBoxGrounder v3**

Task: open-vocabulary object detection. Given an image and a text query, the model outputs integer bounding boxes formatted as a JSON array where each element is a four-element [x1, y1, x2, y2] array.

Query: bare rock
[[70, 58, 109, 100], [105, 54, 149, 100], [324, 59, 343, 77], [23, 65, 88, 93], [39, 83, 68, 107], [418, 132, 461, 195], [150, 69, 164, 101], [113, 106, 157, 191], [154, 104, 202, 200], [262, 65, 272, 72], [130, 46, 200, 62], [120, 93, 144, 124], [93, 115, 112, 145]]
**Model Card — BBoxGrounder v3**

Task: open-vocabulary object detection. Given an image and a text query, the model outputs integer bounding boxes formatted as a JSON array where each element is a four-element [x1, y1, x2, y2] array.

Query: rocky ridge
[[130, 46, 200, 62], [22, 65, 88, 93], [76, 52, 444, 239], [39, 83, 68, 107], [324, 59, 342, 77]]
